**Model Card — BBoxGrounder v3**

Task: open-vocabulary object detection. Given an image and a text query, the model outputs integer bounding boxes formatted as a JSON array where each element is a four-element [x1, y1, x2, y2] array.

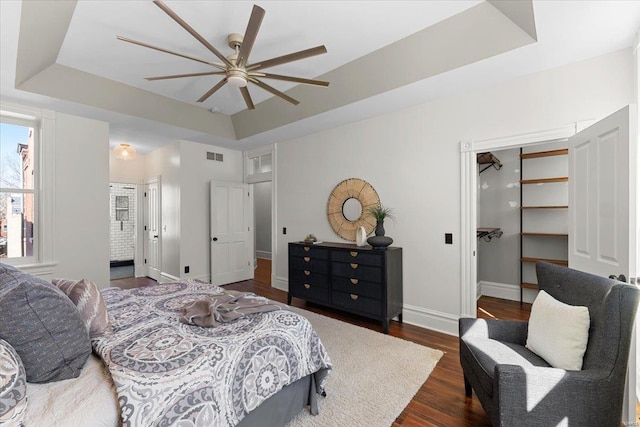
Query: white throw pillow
[[526, 290, 590, 370]]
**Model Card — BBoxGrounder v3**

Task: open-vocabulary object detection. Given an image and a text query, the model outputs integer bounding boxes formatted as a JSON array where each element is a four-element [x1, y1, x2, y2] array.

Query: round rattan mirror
[[327, 178, 380, 241]]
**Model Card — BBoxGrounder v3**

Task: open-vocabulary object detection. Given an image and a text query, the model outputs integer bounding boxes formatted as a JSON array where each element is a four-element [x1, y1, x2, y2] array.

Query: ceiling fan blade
[[255, 73, 329, 87], [237, 5, 265, 68], [153, 0, 233, 68], [246, 45, 327, 71], [249, 78, 299, 105], [145, 71, 225, 81], [117, 36, 225, 70], [240, 87, 255, 110], [197, 78, 228, 103]]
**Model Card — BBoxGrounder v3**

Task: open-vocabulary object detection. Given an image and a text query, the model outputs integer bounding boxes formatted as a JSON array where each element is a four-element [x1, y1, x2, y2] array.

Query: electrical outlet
[[445, 233, 453, 244], [283, 227, 287, 235], [185, 266, 190, 274]]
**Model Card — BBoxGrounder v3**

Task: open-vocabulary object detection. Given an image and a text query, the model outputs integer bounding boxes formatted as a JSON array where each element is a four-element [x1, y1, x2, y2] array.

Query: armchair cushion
[[460, 319, 549, 398], [526, 290, 590, 370]]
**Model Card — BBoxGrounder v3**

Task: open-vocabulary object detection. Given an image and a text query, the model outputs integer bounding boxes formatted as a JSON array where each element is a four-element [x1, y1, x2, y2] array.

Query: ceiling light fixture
[[114, 143, 137, 160], [226, 68, 248, 88]]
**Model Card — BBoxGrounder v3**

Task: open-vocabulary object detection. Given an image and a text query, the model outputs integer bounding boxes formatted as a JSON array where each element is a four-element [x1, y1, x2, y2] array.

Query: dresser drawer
[[332, 291, 381, 317], [290, 256, 329, 273], [332, 276, 382, 299], [332, 262, 382, 282], [289, 245, 329, 259], [331, 250, 383, 267], [290, 281, 329, 303], [290, 269, 329, 288]]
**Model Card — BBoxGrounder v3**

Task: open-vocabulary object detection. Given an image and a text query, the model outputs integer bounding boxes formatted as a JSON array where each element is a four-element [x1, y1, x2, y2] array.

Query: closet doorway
[[476, 141, 569, 304], [253, 181, 272, 285], [246, 147, 274, 286], [109, 182, 137, 280]]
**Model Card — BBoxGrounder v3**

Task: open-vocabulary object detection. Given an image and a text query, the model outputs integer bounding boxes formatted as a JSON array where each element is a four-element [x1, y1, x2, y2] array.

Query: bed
[[0, 266, 332, 427]]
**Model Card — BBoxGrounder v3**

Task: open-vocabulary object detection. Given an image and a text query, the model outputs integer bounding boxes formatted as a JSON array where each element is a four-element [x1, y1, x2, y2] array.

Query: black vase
[[368, 219, 393, 249]]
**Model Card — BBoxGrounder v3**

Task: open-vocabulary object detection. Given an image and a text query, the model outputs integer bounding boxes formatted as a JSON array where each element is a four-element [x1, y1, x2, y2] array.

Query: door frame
[[244, 145, 276, 287], [108, 181, 138, 276], [459, 123, 585, 317]]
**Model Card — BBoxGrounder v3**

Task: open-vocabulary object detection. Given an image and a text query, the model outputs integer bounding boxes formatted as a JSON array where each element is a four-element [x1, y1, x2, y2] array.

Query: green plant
[[366, 204, 395, 222]]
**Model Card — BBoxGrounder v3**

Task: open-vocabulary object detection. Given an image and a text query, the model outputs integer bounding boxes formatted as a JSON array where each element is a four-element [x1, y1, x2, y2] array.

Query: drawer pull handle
[[303, 247, 310, 252], [304, 270, 311, 276], [304, 284, 311, 289], [350, 278, 358, 285], [350, 251, 358, 257], [304, 257, 310, 262], [350, 294, 358, 300], [350, 263, 358, 269]]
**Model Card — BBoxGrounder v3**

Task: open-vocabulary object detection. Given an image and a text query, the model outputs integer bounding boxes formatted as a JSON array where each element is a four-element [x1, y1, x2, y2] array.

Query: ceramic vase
[[367, 219, 393, 249], [355, 226, 367, 247]]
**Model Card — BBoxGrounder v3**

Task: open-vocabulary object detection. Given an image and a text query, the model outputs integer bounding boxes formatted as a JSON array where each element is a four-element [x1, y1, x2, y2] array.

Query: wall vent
[[206, 152, 224, 162]]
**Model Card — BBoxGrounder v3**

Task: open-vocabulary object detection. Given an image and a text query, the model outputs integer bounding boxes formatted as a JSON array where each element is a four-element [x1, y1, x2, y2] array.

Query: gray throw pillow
[[0, 263, 91, 383], [0, 338, 27, 425], [53, 278, 112, 338]]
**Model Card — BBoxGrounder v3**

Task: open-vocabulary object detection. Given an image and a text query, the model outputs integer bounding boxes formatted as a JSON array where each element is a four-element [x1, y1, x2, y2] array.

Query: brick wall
[[110, 183, 135, 261]]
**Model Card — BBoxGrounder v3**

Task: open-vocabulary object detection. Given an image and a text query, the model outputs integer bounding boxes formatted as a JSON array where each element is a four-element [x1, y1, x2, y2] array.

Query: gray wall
[[254, 181, 272, 259]]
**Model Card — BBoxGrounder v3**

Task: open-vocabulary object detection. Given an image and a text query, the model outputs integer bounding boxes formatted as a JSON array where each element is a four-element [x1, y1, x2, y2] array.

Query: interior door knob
[[153, 235, 158, 238], [212, 237, 218, 242]]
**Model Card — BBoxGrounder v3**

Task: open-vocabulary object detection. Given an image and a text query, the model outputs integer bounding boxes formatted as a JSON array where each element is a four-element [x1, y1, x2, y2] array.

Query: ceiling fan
[[117, 1, 329, 110]]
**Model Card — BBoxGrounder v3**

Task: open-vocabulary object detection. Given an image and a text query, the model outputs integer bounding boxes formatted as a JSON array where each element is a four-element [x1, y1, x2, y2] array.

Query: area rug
[[287, 307, 444, 427]]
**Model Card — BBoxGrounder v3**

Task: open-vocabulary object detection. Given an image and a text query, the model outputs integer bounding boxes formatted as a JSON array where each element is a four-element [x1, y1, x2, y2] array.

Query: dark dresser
[[288, 241, 403, 333]]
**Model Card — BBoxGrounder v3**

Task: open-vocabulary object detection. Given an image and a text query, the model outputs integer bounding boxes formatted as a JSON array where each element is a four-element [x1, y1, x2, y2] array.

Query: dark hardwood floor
[[110, 276, 529, 426]]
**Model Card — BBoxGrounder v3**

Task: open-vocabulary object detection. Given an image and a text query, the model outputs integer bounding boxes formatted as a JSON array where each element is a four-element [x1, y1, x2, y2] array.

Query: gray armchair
[[459, 262, 640, 426]]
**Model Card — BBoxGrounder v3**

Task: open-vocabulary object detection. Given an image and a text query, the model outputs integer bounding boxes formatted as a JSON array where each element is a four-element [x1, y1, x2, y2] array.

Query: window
[[245, 147, 274, 184], [0, 117, 38, 261]]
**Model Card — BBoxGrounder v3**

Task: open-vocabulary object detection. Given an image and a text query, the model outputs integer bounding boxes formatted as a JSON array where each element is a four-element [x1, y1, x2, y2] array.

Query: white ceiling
[[1, 1, 639, 153]]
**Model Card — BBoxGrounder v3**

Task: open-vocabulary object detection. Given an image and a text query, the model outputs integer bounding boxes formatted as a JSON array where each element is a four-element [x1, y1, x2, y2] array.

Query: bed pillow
[[53, 278, 111, 338], [526, 290, 590, 370], [0, 264, 91, 383], [0, 338, 27, 425]]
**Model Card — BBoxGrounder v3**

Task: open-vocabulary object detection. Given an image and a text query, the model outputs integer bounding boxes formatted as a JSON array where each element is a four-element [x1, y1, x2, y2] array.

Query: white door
[[568, 105, 637, 423], [144, 179, 161, 281], [210, 181, 252, 285], [569, 105, 636, 280]]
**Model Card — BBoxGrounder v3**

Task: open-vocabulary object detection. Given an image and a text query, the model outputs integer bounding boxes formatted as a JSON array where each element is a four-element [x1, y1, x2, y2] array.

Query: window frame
[[245, 146, 274, 184], [1, 115, 39, 263], [0, 101, 55, 272]]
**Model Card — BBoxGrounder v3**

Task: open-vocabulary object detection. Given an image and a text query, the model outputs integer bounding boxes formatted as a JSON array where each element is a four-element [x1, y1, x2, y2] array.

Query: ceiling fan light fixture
[[228, 75, 248, 88], [114, 143, 137, 160], [122, 2, 328, 109], [227, 67, 248, 87]]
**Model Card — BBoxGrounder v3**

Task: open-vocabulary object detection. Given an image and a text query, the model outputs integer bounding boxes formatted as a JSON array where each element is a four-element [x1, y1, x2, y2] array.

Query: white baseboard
[[402, 304, 459, 336], [273, 276, 458, 336], [159, 272, 180, 283], [479, 280, 537, 304], [193, 274, 210, 283], [256, 251, 272, 260], [272, 275, 288, 292]]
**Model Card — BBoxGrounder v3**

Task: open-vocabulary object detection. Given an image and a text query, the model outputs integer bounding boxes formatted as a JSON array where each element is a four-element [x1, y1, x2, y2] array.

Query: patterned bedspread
[[93, 280, 332, 427]]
